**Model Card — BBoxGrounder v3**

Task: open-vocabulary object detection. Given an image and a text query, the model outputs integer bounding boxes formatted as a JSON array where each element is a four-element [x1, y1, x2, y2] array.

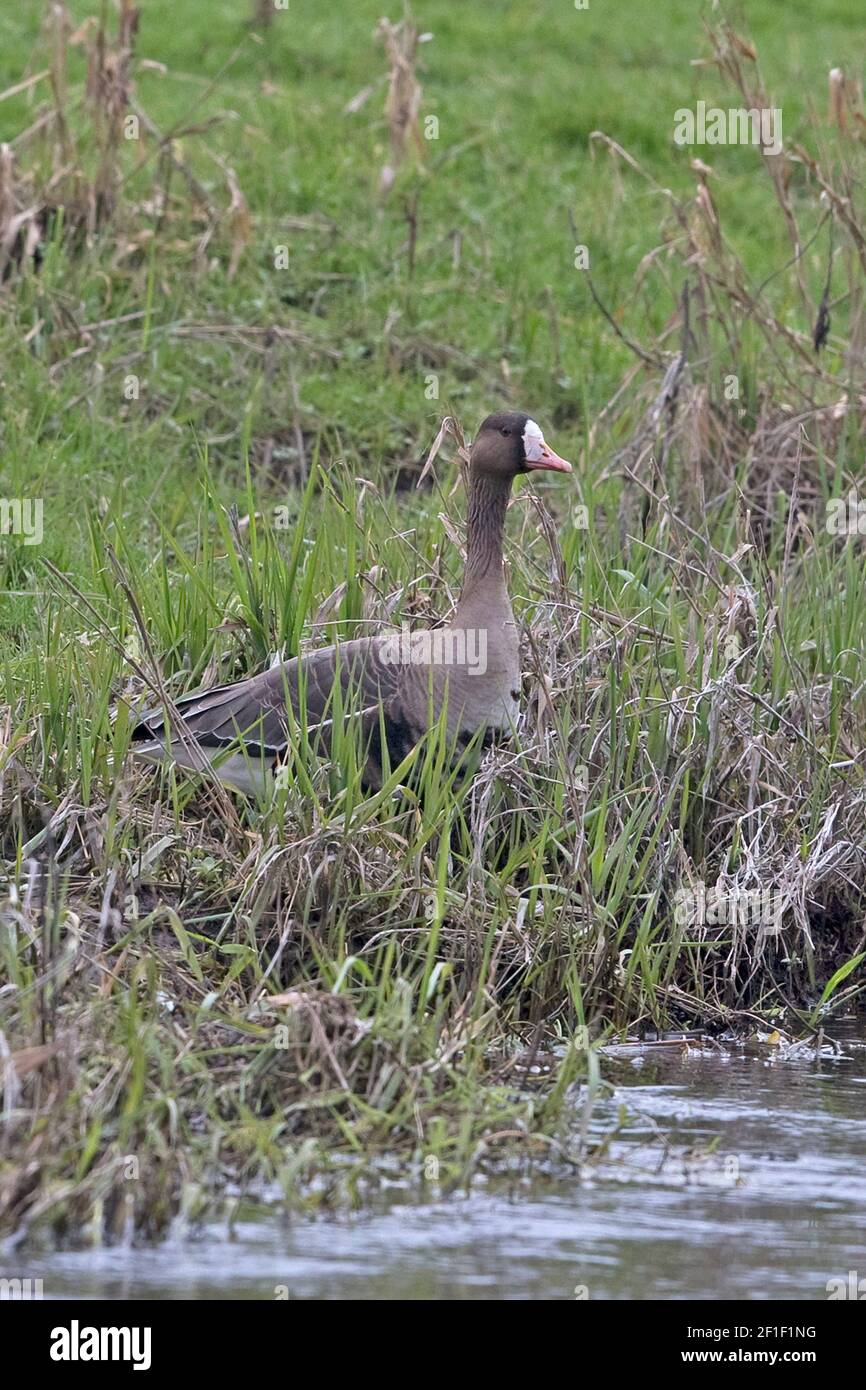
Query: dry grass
[[0, 0, 247, 284], [376, 11, 427, 196]]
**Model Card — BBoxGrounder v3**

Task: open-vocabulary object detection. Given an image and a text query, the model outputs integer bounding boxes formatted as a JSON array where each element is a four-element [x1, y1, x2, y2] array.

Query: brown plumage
[[130, 411, 572, 793]]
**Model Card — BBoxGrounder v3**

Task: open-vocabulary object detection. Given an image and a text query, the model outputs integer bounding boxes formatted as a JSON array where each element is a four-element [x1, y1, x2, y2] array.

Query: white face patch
[[522, 418, 545, 463]]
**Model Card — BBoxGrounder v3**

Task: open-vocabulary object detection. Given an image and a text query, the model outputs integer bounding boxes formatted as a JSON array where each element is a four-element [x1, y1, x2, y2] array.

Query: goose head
[[470, 411, 572, 482]]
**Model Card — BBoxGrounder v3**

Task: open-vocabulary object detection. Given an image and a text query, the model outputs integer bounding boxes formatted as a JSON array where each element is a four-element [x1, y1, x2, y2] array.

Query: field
[[1, 0, 865, 1244]]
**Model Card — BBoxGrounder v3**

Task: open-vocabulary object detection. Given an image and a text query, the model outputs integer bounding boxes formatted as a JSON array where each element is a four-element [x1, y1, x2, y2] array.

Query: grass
[[1, 0, 865, 1242]]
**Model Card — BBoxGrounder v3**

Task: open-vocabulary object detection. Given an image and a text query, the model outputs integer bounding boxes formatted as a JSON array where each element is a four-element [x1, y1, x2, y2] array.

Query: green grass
[[1, 0, 865, 1241]]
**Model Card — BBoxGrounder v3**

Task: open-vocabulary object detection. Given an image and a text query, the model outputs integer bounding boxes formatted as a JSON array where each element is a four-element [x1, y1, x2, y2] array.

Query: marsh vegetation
[[0, 1, 864, 1256]]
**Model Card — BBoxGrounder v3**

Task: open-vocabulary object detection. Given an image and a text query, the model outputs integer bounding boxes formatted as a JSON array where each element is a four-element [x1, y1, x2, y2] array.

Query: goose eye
[[500, 427, 511, 437]]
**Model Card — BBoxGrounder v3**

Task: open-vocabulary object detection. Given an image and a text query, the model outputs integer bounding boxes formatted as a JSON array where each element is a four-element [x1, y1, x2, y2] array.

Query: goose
[[129, 412, 572, 794]]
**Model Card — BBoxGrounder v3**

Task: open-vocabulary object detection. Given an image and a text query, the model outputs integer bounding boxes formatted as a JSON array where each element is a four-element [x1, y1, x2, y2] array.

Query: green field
[[1, 0, 865, 1240]]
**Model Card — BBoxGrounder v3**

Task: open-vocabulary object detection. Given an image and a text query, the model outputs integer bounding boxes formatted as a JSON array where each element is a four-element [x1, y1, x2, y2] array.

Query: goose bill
[[526, 442, 572, 473]]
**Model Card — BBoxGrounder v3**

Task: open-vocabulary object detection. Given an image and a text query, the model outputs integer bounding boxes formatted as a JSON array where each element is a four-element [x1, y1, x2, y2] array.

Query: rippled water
[[10, 1020, 866, 1300]]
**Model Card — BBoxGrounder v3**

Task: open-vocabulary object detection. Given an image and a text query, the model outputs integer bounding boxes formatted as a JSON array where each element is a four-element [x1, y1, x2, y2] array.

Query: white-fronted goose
[[129, 412, 572, 793]]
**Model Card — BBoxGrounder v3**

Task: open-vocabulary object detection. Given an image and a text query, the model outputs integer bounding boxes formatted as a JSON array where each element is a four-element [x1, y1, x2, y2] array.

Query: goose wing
[[131, 635, 404, 762]]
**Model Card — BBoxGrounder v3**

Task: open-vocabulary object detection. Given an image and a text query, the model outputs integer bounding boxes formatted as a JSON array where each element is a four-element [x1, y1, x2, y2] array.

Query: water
[[9, 1021, 866, 1300]]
